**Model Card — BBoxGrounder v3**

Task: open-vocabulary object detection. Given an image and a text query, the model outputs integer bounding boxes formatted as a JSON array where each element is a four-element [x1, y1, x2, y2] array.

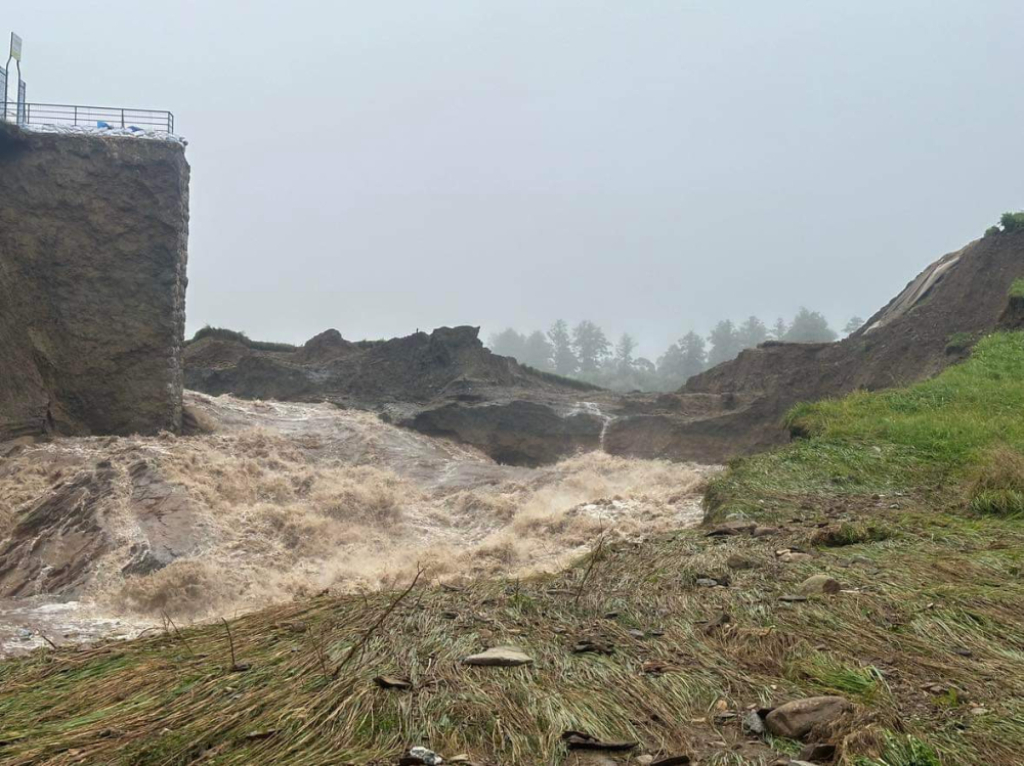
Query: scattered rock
[[742, 710, 765, 735], [695, 578, 719, 588], [798, 742, 837, 762], [402, 746, 444, 765], [753, 526, 779, 537], [650, 757, 691, 766], [798, 575, 842, 596], [702, 612, 732, 635], [779, 594, 808, 603], [561, 730, 638, 751], [374, 675, 412, 690], [636, 757, 655, 766], [627, 629, 646, 640], [462, 646, 533, 667], [727, 554, 757, 570], [573, 636, 615, 655], [705, 521, 756, 537], [764, 696, 853, 740], [779, 552, 814, 564], [953, 647, 974, 657]]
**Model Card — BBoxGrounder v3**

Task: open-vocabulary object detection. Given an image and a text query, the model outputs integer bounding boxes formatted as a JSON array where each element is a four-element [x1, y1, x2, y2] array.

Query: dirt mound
[[185, 325, 534, 403], [606, 230, 1024, 461], [184, 325, 615, 465]]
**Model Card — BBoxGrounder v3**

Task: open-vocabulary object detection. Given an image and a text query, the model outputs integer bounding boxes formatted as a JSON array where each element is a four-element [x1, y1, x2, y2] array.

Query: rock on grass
[[764, 696, 853, 739], [462, 646, 533, 667]]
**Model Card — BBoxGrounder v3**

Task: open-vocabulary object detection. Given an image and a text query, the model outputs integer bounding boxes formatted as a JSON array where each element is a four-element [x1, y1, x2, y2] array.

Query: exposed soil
[[607, 230, 1024, 462], [185, 325, 623, 466], [182, 232, 1024, 467]]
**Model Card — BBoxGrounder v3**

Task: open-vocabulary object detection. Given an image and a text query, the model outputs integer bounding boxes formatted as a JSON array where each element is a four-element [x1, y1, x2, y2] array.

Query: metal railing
[[1, 102, 175, 133]]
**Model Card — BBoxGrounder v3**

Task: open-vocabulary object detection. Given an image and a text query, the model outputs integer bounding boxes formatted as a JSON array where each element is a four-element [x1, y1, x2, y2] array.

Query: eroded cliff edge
[[0, 123, 189, 439]]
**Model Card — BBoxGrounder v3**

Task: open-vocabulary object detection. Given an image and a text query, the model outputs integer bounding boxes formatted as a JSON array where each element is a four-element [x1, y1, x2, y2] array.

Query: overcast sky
[[7, 1, 1024, 357]]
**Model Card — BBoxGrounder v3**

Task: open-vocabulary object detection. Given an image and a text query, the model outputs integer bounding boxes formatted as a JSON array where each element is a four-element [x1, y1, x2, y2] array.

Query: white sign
[[10, 33, 22, 62]]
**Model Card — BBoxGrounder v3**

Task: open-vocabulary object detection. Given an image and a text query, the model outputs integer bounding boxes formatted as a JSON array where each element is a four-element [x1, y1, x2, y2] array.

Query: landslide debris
[[184, 325, 615, 466], [606, 229, 1024, 462]]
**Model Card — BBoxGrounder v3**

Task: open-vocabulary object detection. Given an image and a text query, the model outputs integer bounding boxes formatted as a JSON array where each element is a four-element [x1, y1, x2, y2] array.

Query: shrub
[[985, 225, 1002, 237], [189, 325, 298, 353], [945, 332, 974, 353], [1001, 211, 1024, 233], [810, 521, 893, 547], [1010, 279, 1024, 300]]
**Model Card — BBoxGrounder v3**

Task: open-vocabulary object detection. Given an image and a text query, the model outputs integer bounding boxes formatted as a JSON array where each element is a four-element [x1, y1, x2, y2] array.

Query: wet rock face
[[0, 123, 190, 439], [402, 400, 604, 466], [0, 458, 199, 597], [0, 466, 116, 596]]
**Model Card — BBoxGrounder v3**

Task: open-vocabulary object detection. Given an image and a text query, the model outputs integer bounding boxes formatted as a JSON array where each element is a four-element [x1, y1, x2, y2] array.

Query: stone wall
[[0, 123, 189, 439]]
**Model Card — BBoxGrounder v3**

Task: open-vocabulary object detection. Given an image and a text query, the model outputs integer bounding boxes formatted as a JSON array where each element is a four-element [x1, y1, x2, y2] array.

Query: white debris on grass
[[21, 122, 187, 146]]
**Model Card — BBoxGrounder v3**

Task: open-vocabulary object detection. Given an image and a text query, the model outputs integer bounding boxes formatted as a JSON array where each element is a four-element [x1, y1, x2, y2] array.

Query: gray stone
[[408, 747, 444, 765], [764, 696, 853, 739], [742, 710, 765, 735], [780, 552, 814, 564], [799, 575, 842, 595]]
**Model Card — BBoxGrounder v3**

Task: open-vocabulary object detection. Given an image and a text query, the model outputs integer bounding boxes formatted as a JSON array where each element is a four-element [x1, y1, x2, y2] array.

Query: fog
[[8, 1, 1024, 356]]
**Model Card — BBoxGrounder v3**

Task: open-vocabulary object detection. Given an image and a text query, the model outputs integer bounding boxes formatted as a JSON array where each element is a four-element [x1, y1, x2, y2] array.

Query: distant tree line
[[488, 309, 864, 392]]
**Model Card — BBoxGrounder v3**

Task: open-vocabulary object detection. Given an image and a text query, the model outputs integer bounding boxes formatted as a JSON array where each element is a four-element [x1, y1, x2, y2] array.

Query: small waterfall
[[570, 401, 615, 452]]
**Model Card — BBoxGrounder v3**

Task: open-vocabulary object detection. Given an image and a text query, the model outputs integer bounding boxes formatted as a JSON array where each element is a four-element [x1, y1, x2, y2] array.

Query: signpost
[[3, 32, 23, 124]]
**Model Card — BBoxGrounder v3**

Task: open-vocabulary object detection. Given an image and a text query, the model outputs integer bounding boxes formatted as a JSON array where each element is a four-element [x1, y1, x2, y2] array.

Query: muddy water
[[0, 392, 719, 656]]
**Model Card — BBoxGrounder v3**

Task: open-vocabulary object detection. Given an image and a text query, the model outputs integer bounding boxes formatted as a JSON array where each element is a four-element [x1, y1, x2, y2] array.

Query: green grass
[[708, 332, 1024, 520], [1010, 278, 1024, 300]]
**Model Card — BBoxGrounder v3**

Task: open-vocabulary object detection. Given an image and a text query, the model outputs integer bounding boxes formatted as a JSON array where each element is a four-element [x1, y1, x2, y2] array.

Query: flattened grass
[[5, 335, 1024, 763]]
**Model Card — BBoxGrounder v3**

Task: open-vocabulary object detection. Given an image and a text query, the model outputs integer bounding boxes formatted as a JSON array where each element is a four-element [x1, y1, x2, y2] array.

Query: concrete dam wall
[[0, 123, 189, 439]]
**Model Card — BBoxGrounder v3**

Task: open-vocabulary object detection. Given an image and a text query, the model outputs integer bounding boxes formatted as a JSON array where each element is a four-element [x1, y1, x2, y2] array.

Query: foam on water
[[0, 392, 719, 649]]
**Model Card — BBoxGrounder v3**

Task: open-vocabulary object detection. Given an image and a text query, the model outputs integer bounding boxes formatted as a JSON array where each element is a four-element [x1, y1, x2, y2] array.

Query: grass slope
[[5, 336, 1024, 764]]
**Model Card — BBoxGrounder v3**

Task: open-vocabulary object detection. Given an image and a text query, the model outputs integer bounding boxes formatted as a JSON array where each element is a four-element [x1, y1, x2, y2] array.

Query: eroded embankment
[[0, 392, 717, 652]]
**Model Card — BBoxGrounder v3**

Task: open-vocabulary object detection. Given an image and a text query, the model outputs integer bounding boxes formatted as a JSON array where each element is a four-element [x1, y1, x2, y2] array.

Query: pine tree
[[843, 316, 865, 336], [548, 320, 578, 376], [737, 316, 768, 349], [771, 317, 788, 340], [614, 333, 637, 372], [521, 330, 554, 370], [572, 320, 611, 376], [678, 331, 707, 380], [488, 328, 526, 360], [657, 342, 685, 384], [707, 320, 742, 367], [785, 308, 838, 343]]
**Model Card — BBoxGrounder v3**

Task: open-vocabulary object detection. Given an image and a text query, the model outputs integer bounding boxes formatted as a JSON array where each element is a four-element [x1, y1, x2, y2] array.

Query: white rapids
[[0, 391, 719, 655]]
